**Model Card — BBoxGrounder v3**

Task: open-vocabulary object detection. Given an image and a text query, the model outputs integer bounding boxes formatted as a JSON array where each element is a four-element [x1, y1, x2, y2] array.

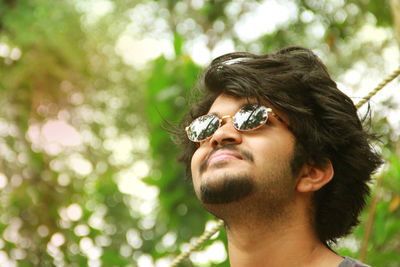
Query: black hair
[[172, 46, 383, 246]]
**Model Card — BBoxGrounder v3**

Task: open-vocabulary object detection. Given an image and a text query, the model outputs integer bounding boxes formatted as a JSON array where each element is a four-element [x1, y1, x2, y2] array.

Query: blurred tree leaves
[[0, 0, 399, 266]]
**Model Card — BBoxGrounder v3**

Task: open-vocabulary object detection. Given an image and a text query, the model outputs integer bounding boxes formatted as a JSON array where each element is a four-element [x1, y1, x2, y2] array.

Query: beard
[[198, 144, 256, 204], [197, 160, 295, 222], [200, 174, 255, 204], [193, 142, 297, 222]]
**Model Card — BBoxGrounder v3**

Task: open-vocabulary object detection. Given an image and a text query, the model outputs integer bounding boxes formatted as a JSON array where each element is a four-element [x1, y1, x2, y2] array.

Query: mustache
[[199, 144, 254, 174]]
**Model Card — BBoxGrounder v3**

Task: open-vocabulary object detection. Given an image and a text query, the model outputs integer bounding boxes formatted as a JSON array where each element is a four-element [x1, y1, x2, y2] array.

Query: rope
[[170, 220, 224, 267], [355, 66, 400, 109], [359, 173, 384, 261], [169, 65, 400, 267], [357, 66, 400, 260]]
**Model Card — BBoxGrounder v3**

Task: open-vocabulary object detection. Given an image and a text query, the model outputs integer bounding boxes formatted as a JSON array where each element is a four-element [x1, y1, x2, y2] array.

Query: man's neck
[[223, 207, 343, 267]]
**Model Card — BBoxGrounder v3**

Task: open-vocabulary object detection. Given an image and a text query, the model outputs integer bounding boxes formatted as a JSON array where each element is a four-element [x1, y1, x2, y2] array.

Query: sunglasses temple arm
[[272, 113, 289, 129]]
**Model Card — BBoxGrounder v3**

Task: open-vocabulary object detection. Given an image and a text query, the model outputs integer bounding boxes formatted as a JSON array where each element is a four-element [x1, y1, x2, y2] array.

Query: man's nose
[[209, 117, 242, 147]]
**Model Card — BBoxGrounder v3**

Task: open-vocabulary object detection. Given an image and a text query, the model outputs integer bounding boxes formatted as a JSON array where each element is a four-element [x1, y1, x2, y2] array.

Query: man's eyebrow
[[208, 111, 219, 116]]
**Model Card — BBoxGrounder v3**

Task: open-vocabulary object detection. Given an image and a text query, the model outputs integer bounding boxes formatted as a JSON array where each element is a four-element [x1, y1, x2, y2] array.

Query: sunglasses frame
[[185, 105, 287, 142]]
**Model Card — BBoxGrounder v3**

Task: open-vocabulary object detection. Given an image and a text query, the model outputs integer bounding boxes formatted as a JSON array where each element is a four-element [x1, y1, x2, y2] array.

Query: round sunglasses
[[185, 104, 288, 142]]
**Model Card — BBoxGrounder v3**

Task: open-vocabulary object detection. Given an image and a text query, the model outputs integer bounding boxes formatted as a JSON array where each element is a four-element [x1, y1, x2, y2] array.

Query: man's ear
[[296, 159, 334, 193]]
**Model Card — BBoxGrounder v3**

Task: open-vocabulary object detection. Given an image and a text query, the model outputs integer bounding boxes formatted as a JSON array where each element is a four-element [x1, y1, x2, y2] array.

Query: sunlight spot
[[118, 175, 158, 199], [358, 24, 389, 44], [126, 229, 143, 249], [225, 1, 242, 17], [104, 224, 117, 235], [213, 20, 225, 32], [161, 232, 177, 248], [74, 224, 90, 236], [174, 2, 188, 14], [0, 173, 8, 189], [68, 244, 79, 255], [300, 10, 314, 23], [0, 142, 16, 163], [186, 34, 211, 66], [191, 0, 204, 10], [205, 220, 222, 239], [138, 254, 153, 267], [343, 69, 361, 86], [0, 43, 10, 57], [139, 199, 158, 215], [42, 120, 82, 146], [234, 0, 297, 42], [334, 8, 347, 24], [9, 48, 22, 61], [68, 153, 93, 176], [70, 92, 84, 105], [58, 174, 71, 186], [335, 236, 360, 253], [73, 0, 115, 24], [80, 237, 103, 260], [87, 246, 102, 260], [105, 135, 134, 165], [3, 218, 22, 244], [50, 233, 65, 247], [132, 135, 149, 152], [139, 216, 156, 230], [0, 250, 16, 267], [117, 161, 159, 200], [116, 35, 174, 68], [176, 18, 196, 35], [27, 120, 82, 155], [155, 257, 173, 267], [88, 213, 104, 230], [120, 244, 132, 257], [66, 203, 83, 221], [190, 240, 227, 264], [80, 237, 93, 252], [0, 119, 9, 137], [37, 225, 49, 237], [306, 21, 326, 39], [95, 235, 111, 247], [212, 39, 235, 59]]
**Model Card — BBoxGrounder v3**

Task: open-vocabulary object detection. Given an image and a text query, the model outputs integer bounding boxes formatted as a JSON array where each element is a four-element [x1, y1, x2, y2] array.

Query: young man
[[174, 46, 382, 266]]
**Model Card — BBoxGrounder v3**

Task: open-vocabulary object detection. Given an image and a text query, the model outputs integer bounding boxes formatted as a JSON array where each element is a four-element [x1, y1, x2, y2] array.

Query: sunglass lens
[[234, 105, 268, 130], [187, 115, 220, 142]]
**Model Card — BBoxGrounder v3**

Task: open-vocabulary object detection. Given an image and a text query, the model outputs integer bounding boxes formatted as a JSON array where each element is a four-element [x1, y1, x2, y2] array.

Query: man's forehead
[[208, 94, 270, 112]]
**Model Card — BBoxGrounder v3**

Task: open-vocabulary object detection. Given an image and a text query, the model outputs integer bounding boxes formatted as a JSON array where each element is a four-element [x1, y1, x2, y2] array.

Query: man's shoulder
[[338, 256, 371, 267]]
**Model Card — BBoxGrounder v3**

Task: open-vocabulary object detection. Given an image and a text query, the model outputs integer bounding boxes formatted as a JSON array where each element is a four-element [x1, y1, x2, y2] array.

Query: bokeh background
[[1, 0, 400, 266]]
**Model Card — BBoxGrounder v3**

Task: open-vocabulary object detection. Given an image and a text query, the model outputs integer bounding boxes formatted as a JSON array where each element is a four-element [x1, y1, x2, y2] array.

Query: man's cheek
[[191, 151, 202, 176]]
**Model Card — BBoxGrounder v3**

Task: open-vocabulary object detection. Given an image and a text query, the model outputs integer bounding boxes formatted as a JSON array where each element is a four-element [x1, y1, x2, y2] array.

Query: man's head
[[189, 93, 298, 225], [174, 46, 382, 245]]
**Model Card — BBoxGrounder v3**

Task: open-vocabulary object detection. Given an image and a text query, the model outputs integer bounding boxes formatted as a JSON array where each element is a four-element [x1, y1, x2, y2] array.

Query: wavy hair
[[172, 46, 383, 246]]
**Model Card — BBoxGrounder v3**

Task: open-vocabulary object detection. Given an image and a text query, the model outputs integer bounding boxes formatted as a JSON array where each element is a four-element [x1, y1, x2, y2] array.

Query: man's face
[[190, 94, 298, 213]]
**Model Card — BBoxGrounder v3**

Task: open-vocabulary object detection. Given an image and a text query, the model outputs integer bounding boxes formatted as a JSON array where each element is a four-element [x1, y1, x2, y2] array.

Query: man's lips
[[199, 145, 254, 174], [206, 150, 243, 166]]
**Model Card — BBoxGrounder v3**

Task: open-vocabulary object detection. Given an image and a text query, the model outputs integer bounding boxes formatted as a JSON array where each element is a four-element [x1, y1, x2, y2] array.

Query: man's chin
[[199, 175, 254, 204]]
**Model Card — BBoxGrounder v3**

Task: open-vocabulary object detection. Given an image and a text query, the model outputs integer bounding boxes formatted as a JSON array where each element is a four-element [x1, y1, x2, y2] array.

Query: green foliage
[[0, 0, 399, 266]]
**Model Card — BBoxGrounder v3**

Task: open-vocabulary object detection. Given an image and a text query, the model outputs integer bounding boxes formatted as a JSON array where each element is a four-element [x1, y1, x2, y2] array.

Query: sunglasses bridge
[[220, 114, 234, 120]]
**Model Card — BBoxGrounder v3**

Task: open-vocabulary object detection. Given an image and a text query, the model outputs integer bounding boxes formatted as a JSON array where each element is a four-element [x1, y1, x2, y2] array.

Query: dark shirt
[[338, 257, 371, 267]]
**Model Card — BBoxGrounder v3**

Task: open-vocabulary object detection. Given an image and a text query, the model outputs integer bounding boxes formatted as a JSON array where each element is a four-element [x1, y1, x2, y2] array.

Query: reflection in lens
[[234, 105, 268, 130], [188, 115, 219, 141]]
